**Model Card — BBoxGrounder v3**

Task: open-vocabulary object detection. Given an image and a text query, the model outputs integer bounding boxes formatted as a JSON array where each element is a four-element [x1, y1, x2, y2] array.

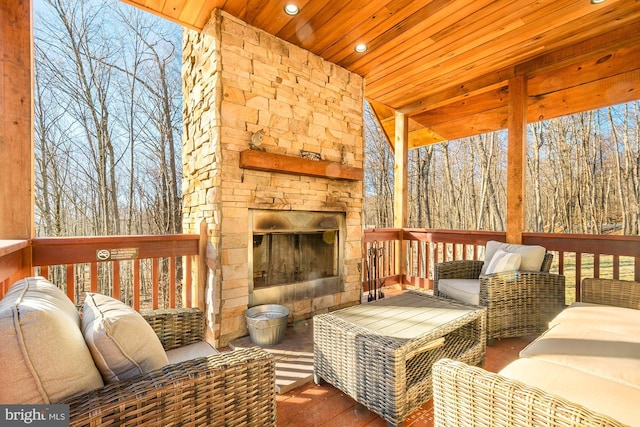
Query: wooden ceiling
[[121, 0, 640, 148]]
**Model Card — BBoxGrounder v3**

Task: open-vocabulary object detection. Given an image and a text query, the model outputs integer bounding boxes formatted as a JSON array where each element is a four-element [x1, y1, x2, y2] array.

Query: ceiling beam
[[406, 30, 640, 144], [400, 21, 640, 117]]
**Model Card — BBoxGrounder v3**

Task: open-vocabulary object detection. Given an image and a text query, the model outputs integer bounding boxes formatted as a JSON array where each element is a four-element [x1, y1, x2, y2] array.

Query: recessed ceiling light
[[354, 43, 367, 53], [284, 4, 300, 15]]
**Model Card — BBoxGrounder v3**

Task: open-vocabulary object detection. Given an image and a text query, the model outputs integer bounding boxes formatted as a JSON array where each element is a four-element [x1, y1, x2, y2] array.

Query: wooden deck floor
[[275, 335, 536, 427]]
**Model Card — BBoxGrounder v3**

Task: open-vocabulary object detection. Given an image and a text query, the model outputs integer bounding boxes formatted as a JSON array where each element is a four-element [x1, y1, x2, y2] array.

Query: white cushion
[[484, 249, 521, 274], [437, 279, 479, 305], [549, 302, 640, 335], [482, 240, 546, 275], [82, 293, 169, 383], [500, 358, 640, 426], [165, 341, 218, 364], [0, 277, 104, 403]]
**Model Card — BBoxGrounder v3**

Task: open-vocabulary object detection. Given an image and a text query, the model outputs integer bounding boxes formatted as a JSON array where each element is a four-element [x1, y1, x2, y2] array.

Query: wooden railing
[[363, 228, 640, 303], [0, 232, 205, 310], [0, 240, 31, 294], [3, 228, 638, 309]]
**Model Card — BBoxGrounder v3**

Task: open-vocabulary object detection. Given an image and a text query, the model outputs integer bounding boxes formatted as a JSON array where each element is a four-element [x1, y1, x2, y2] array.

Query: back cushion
[[82, 293, 169, 383], [481, 240, 546, 275], [0, 277, 104, 403]]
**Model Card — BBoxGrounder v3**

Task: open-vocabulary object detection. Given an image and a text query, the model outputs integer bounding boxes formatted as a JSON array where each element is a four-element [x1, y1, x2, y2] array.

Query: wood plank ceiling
[[121, 0, 640, 149]]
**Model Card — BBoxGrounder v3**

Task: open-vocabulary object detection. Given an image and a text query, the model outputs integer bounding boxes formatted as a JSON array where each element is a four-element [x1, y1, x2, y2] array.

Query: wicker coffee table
[[313, 291, 486, 426]]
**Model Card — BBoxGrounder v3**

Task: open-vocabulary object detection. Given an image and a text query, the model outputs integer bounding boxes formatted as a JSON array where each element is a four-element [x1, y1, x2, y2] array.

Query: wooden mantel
[[239, 150, 364, 181]]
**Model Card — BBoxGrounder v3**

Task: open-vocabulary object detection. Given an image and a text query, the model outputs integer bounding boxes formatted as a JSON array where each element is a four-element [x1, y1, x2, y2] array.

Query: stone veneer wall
[[182, 9, 364, 346]]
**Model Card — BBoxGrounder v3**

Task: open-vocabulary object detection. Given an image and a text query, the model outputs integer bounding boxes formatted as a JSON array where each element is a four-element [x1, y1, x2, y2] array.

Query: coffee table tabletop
[[328, 292, 482, 339]]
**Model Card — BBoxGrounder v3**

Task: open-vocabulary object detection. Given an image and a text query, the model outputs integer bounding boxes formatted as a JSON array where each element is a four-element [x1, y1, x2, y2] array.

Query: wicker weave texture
[[313, 292, 486, 426], [65, 308, 277, 427], [432, 358, 625, 427], [434, 253, 565, 341], [582, 278, 640, 309], [142, 308, 205, 351]]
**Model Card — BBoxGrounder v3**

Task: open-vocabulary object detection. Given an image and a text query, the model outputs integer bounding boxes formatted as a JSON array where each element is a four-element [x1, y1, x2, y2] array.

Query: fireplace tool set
[[366, 240, 385, 302]]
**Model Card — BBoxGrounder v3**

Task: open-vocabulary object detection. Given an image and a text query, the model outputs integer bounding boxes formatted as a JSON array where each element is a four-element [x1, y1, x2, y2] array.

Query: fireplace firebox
[[249, 210, 344, 306]]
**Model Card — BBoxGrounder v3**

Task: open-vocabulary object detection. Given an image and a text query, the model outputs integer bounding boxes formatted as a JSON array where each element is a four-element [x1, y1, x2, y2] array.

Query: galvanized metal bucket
[[244, 304, 290, 346]]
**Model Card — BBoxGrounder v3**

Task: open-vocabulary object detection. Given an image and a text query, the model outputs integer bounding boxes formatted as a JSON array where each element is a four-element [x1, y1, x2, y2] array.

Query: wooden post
[[0, 1, 34, 239], [394, 111, 408, 280], [506, 76, 528, 244], [197, 220, 208, 311]]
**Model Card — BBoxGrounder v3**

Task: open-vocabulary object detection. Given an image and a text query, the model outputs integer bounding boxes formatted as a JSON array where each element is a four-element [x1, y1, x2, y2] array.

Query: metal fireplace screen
[[252, 231, 338, 287], [250, 210, 342, 289]]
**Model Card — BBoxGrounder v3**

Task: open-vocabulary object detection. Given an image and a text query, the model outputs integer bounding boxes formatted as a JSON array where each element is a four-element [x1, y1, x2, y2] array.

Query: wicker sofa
[[432, 278, 640, 427], [0, 277, 276, 427], [434, 241, 566, 343], [65, 311, 277, 426]]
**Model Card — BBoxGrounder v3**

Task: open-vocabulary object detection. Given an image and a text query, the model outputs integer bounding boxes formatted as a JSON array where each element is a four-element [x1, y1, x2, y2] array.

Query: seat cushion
[[82, 293, 169, 383], [165, 341, 219, 364], [481, 240, 546, 275], [520, 321, 640, 387], [437, 278, 479, 305], [0, 277, 104, 403], [484, 249, 522, 274], [500, 357, 640, 426]]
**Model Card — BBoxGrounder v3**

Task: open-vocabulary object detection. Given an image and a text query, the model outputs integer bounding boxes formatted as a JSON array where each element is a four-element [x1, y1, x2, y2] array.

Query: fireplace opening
[[249, 210, 345, 306], [252, 230, 338, 288]]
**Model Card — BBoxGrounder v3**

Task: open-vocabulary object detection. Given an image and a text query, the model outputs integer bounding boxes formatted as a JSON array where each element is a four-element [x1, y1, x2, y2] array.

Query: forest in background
[[363, 102, 640, 236], [34, 0, 182, 237], [34, 0, 640, 238]]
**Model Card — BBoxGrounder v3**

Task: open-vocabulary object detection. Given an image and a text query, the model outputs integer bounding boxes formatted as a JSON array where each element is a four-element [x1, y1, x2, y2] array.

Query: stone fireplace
[[181, 9, 365, 346]]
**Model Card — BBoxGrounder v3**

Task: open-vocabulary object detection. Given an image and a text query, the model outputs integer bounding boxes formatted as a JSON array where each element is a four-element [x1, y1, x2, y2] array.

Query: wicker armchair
[[64, 308, 277, 427], [434, 253, 565, 343]]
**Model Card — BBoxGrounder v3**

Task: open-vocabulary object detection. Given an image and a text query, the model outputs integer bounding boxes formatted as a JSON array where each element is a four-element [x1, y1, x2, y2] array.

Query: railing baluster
[[170, 257, 177, 308], [594, 254, 600, 278], [113, 261, 120, 301], [152, 258, 159, 310], [90, 263, 98, 293], [66, 264, 74, 303], [575, 253, 582, 302], [133, 259, 141, 311], [185, 255, 192, 308], [613, 255, 620, 279], [425, 243, 431, 287]]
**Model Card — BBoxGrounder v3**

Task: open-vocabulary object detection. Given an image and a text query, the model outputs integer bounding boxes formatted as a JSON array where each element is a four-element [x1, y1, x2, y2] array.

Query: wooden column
[[394, 111, 408, 278], [0, 1, 34, 239], [506, 76, 528, 244]]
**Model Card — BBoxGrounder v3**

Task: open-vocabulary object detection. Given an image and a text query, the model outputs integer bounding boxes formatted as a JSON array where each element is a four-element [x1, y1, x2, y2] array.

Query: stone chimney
[[182, 9, 364, 346]]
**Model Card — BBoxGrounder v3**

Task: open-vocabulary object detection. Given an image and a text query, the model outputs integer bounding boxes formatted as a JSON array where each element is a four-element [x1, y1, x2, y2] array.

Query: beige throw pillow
[[482, 240, 546, 275], [82, 293, 169, 383], [484, 249, 522, 274], [0, 276, 104, 403]]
